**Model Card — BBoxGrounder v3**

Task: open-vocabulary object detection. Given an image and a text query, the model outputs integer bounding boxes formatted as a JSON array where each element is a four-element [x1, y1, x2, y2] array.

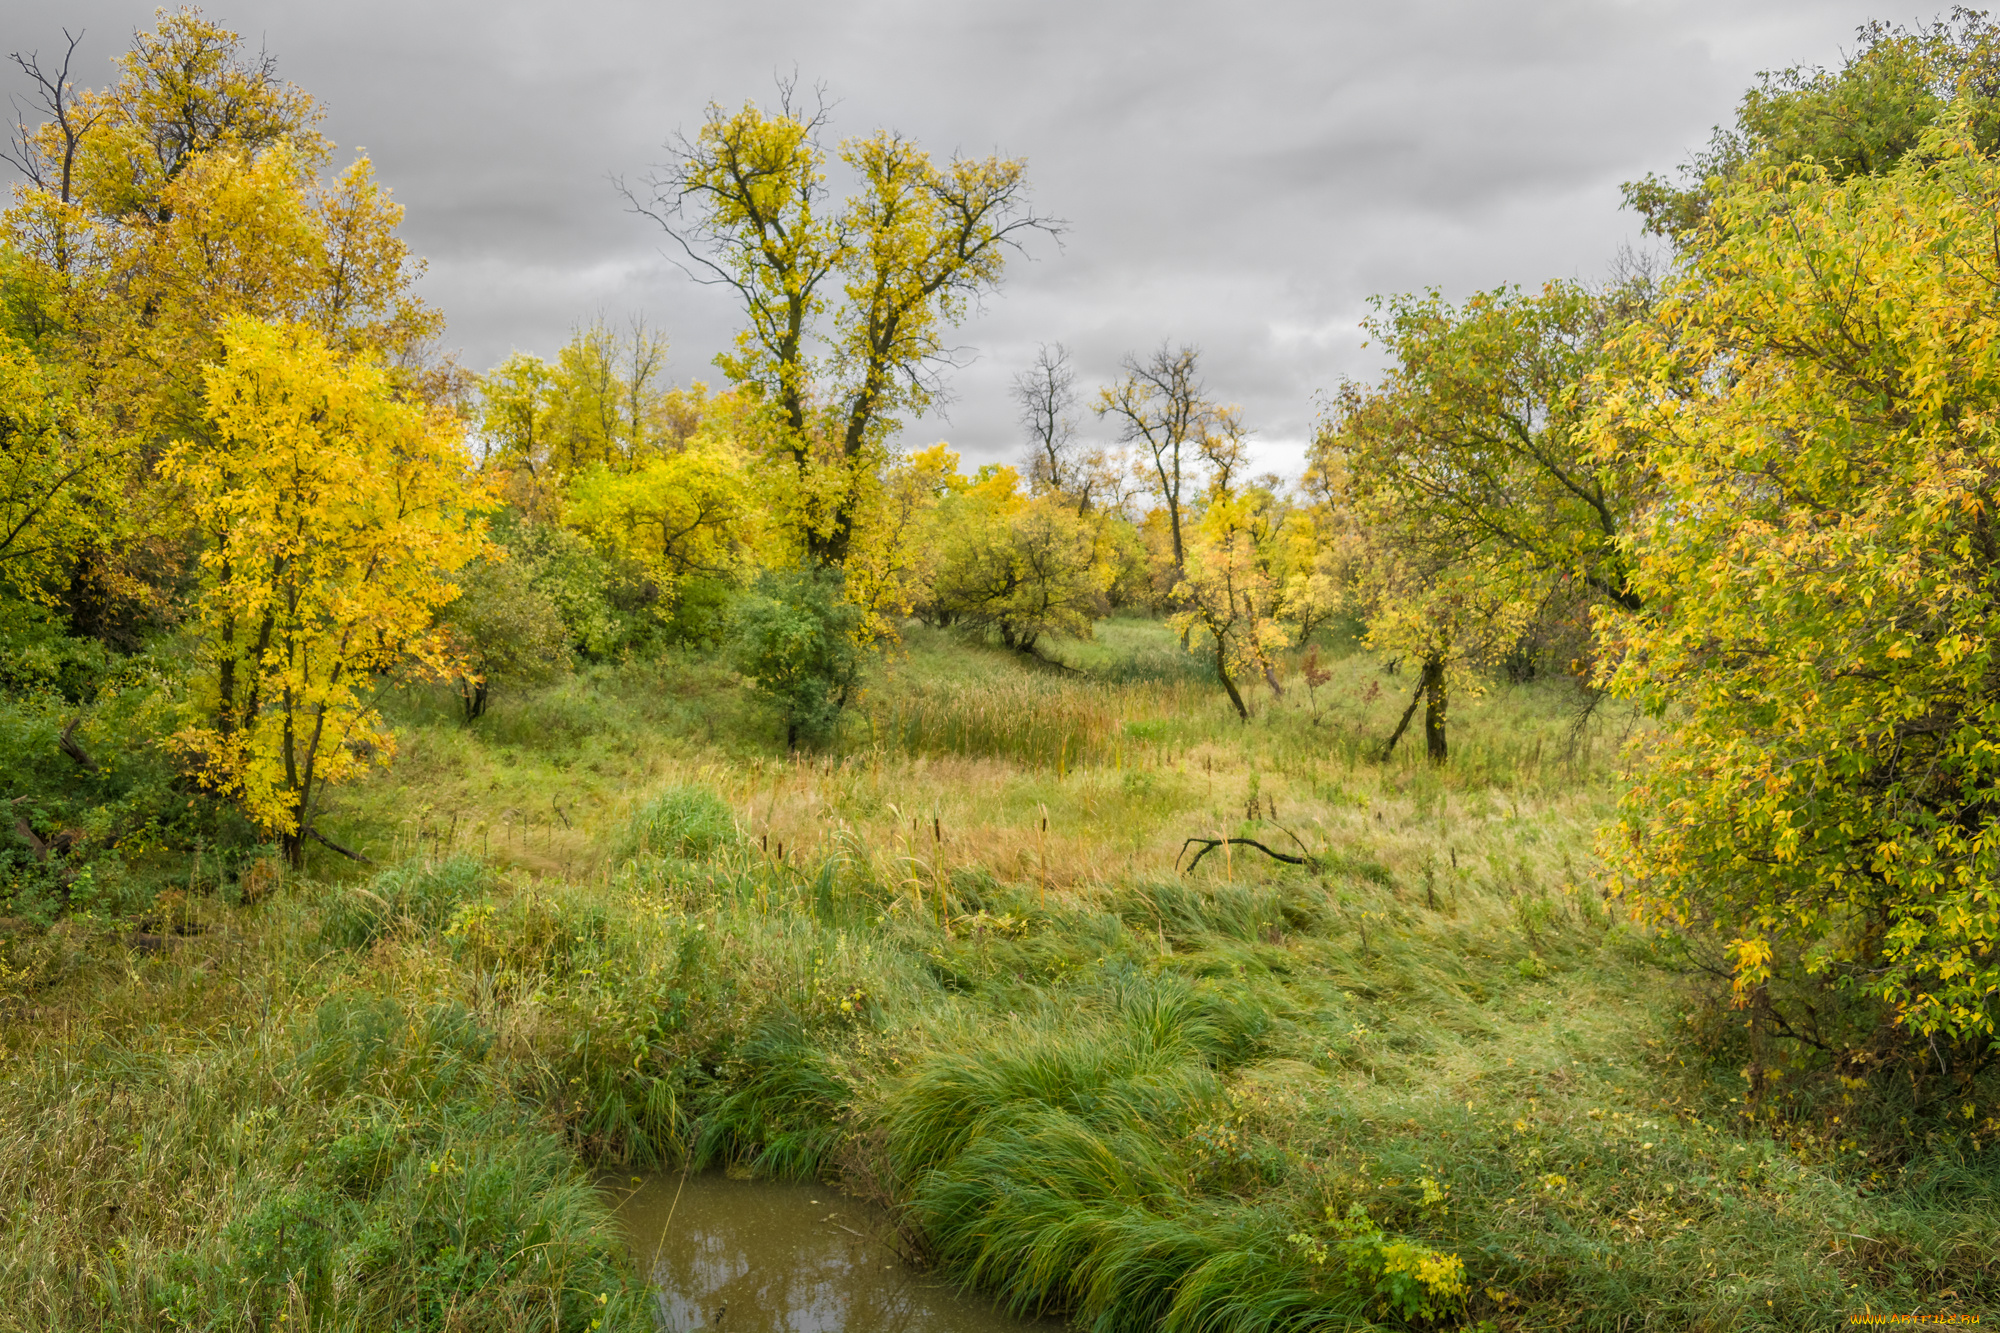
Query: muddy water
[[609, 1171, 1062, 1332]]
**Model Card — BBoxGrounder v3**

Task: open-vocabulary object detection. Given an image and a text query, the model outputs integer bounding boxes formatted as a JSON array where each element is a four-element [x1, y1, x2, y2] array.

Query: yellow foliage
[[1170, 493, 1293, 720], [562, 447, 756, 602], [926, 463, 1115, 651], [1596, 122, 2000, 1040], [66, 9, 326, 223], [645, 95, 1051, 568], [0, 337, 122, 594], [164, 317, 490, 859]]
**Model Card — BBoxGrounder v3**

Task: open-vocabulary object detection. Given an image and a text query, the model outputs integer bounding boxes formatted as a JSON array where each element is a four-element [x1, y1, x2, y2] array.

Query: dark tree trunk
[[1381, 673, 1425, 759], [1216, 640, 1248, 721], [1421, 655, 1447, 762]]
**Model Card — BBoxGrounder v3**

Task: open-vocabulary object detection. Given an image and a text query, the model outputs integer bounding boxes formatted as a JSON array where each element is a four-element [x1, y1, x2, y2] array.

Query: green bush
[[440, 555, 573, 720], [729, 568, 865, 749], [0, 617, 262, 922], [494, 511, 655, 660], [662, 574, 734, 648]]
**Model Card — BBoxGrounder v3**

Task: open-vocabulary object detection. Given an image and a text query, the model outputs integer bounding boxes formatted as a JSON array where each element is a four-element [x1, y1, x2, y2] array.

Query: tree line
[[0, 13, 1350, 872]]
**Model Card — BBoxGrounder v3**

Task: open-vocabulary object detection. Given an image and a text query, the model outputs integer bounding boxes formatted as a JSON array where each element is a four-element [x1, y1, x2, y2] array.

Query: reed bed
[[865, 673, 1209, 770]]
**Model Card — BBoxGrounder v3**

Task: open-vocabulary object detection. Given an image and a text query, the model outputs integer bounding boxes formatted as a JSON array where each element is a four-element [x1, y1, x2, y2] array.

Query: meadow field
[[0, 620, 1991, 1332]]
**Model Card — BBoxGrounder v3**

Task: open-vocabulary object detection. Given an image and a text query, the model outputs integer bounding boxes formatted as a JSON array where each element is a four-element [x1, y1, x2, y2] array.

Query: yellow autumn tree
[[0, 337, 122, 595], [1270, 504, 1355, 648], [165, 317, 489, 864], [1596, 119, 2000, 1054], [839, 442, 961, 643], [924, 463, 1113, 653], [1171, 489, 1293, 721], [476, 352, 558, 484], [562, 446, 756, 606], [3, 9, 447, 639], [474, 324, 700, 493], [627, 89, 1058, 576]]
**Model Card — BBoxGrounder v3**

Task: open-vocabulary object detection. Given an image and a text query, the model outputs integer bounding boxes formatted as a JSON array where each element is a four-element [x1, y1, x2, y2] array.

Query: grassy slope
[[0, 619, 1991, 1330]]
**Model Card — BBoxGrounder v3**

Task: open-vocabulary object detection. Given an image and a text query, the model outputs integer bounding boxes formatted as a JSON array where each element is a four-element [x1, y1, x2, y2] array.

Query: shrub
[[729, 568, 865, 749], [494, 513, 648, 659], [662, 574, 734, 647], [440, 555, 573, 720], [1288, 1203, 1469, 1323]]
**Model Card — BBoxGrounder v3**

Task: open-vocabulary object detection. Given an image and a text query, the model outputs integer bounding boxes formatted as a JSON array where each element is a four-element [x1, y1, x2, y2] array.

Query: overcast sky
[[9, 0, 1889, 474]]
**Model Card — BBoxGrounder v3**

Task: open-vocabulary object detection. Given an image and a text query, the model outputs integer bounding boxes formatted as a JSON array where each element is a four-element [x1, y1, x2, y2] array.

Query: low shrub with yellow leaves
[[1289, 1202, 1469, 1322]]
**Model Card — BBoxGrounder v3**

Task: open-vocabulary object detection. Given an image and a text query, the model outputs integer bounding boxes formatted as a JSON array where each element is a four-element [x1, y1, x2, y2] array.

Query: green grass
[[0, 885, 647, 1331], [0, 617, 1992, 1329]]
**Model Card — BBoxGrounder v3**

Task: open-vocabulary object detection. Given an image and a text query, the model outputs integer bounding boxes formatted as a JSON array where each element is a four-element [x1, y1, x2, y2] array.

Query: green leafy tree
[[1626, 11, 2000, 242], [491, 518, 625, 658], [1321, 281, 1642, 613], [730, 569, 864, 749], [441, 556, 572, 721], [1357, 540, 1531, 762], [1317, 281, 1637, 757]]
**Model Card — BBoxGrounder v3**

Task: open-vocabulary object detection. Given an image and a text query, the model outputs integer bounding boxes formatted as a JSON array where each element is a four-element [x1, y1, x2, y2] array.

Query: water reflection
[[611, 1171, 1058, 1332]]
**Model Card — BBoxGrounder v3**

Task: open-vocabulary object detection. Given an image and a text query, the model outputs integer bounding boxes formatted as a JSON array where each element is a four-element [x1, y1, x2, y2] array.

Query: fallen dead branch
[[1176, 836, 1317, 875]]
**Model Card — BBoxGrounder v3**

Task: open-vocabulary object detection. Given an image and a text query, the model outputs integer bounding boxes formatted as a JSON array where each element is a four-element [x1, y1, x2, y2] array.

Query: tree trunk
[[1381, 672, 1426, 759], [1216, 640, 1248, 721], [1422, 655, 1447, 762]]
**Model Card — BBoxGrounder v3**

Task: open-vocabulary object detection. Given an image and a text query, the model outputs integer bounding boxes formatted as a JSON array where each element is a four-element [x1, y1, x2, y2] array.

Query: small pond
[[609, 1171, 1063, 1332]]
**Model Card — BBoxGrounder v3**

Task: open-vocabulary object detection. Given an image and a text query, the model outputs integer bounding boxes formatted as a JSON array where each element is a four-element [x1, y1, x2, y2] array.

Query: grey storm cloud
[[7, 0, 1885, 474]]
